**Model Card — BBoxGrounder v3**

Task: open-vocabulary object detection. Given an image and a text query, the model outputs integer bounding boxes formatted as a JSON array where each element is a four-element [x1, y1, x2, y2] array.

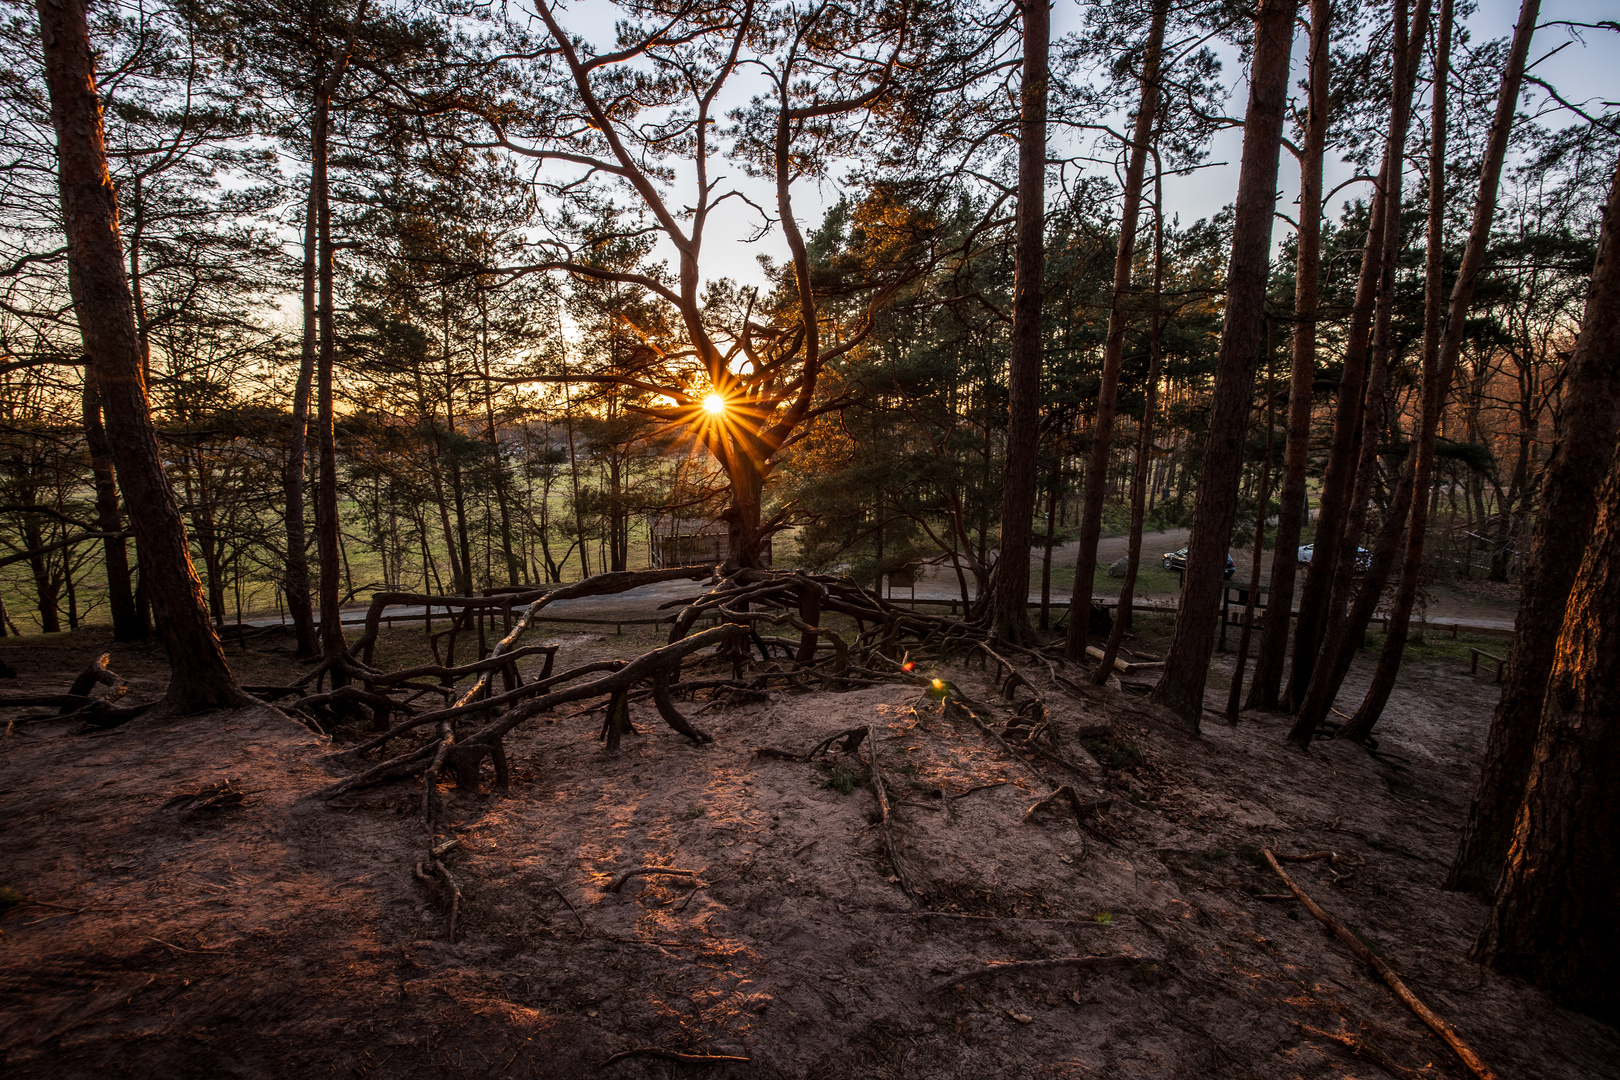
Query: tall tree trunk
[[81, 371, 140, 640], [1149, 0, 1296, 728], [1064, 0, 1168, 656], [1038, 472, 1059, 629], [1285, 148, 1391, 708], [283, 184, 318, 658], [1469, 436, 1620, 1026], [1448, 161, 1617, 897], [1338, 0, 1456, 742], [1288, 0, 1430, 743], [312, 10, 366, 666], [1227, 334, 1276, 719], [1287, 0, 1429, 715], [989, 0, 1049, 643], [23, 515, 61, 633], [1246, 0, 1331, 710], [1297, 0, 1528, 747], [1093, 166, 1166, 681], [478, 288, 523, 583], [38, 0, 246, 711]]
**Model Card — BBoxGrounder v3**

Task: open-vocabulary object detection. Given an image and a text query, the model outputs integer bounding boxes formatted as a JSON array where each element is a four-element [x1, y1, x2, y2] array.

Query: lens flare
[[702, 392, 727, 415]]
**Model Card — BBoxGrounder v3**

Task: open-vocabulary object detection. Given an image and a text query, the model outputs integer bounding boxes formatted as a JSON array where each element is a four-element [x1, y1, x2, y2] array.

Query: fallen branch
[[1262, 849, 1498, 1080]]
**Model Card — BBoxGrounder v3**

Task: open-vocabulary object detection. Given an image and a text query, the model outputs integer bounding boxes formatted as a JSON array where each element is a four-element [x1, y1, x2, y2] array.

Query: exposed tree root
[[287, 566, 1136, 938]]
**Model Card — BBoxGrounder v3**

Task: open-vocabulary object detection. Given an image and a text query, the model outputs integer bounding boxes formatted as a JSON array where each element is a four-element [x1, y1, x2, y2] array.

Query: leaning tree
[[443, 1, 948, 569], [36, 0, 250, 712]]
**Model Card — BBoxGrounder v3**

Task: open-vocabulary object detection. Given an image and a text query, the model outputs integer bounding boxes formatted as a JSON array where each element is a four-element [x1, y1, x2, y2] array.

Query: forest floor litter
[[1, 598, 1615, 1079]]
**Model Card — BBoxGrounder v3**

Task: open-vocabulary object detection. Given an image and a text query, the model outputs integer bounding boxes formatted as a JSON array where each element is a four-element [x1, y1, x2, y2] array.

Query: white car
[[1298, 544, 1370, 570]]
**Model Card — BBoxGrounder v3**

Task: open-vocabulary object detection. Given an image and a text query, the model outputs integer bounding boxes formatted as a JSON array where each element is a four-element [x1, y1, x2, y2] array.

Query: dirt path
[[1, 620, 1611, 1078]]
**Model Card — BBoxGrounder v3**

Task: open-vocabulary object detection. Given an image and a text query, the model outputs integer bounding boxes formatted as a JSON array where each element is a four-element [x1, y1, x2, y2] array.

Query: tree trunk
[[1226, 335, 1276, 719], [1300, 0, 1528, 748], [311, 16, 365, 666], [722, 448, 766, 570], [1246, 0, 1330, 710], [1449, 162, 1617, 897], [1287, 0, 1429, 717], [1286, 148, 1391, 708], [480, 330, 523, 583], [23, 515, 61, 633], [1093, 168, 1166, 681], [1064, 0, 1168, 656], [1338, 0, 1456, 743], [38, 0, 245, 711], [283, 183, 318, 658], [81, 371, 141, 640], [1288, 0, 1430, 744], [989, 0, 1049, 643], [1149, 0, 1296, 728], [1470, 436, 1620, 1026]]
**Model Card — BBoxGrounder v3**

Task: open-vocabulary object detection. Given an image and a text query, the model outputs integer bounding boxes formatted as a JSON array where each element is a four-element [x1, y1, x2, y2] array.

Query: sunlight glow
[[702, 392, 727, 415]]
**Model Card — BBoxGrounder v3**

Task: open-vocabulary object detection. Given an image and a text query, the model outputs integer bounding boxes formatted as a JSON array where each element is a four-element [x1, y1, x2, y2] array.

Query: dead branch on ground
[[1262, 849, 1499, 1080]]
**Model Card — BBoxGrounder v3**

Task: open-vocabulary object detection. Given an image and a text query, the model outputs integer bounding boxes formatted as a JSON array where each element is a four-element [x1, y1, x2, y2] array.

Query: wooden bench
[[1469, 647, 1507, 683]]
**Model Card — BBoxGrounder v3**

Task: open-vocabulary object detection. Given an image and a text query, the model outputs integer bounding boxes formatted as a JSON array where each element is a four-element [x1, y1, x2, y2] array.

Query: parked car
[[1161, 547, 1235, 579], [1297, 544, 1370, 570]]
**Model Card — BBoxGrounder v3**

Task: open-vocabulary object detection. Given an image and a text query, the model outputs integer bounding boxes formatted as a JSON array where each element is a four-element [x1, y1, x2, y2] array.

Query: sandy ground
[[1, 610, 1611, 1079]]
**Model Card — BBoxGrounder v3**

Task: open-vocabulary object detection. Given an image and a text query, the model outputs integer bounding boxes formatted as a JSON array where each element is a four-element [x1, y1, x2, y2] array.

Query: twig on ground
[[755, 725, 867, 762], [1263, 849, 1499, 1080], [552, 886, 586, 934], [599, 1047, 749, 1067], [948, 781, 1011, 799], [1023, 785, 1112, 829], [414, 858, 462, 942], [140, 935, 225, 955], [608, 867, 698, 893], [935, 954, 1151, 991], [867, 723, 916, 902], [1275, 850, 1341, 864], [907, 911, 1124, 927]]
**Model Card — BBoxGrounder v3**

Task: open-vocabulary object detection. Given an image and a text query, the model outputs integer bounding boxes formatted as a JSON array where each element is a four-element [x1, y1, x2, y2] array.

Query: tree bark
[[81, 371, 141, 640], [1063, 0, 1167, 657], [1449, 162, 1618, 898], [990, 0, 1049, 643], [1246, 0, 1331, 710], [38, 0, 246, 711], [1149, 0, 1296, 728], [1470, 436, 1620, 1026]]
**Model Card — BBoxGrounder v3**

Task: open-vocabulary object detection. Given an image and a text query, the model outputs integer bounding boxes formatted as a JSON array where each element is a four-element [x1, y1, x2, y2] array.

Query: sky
[[549, 0, 1620, 298], [260, 1, 1619, 332]]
